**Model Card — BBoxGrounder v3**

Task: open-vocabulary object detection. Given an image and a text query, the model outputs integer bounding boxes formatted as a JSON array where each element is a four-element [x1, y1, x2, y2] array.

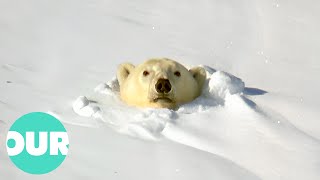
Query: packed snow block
[[73, 96, 101, 117], [94, 78, 120, 94], [208, 71, 245, 99]]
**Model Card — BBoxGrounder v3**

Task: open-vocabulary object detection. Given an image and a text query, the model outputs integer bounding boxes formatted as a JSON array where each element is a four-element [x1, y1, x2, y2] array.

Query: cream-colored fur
[[117, 58, 206, 109]]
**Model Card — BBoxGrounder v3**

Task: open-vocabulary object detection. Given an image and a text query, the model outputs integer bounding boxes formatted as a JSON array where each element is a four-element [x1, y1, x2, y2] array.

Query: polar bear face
[[117, 58, 206, 109]]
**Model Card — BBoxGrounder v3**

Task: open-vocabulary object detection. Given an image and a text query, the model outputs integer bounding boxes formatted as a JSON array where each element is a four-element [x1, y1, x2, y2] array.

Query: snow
[[72, 68, 246, 140], [1, 0, 320, 179]]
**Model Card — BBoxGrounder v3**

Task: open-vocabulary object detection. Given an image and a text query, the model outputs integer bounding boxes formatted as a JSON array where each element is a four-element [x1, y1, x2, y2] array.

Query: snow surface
[[1, 0, 320, 179]]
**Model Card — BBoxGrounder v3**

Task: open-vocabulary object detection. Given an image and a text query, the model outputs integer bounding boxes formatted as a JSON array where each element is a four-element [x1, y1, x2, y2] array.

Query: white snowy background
[[0, 0, 320, 179]]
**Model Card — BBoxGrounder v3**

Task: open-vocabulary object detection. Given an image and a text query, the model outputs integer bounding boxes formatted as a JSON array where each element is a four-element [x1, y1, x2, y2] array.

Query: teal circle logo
[[6, 112, 69, 174]]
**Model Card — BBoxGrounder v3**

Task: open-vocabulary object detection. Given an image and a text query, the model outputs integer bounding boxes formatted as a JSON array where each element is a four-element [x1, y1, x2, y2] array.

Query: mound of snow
[[208, 71, 244, 98], [70, 65, 320, 179], [72, 65, 245, 139]]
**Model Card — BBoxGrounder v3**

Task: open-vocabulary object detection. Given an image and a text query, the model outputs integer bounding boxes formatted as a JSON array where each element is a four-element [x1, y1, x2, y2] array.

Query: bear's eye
[[143, 70, 150, 76], [174, 71, 181, 77]]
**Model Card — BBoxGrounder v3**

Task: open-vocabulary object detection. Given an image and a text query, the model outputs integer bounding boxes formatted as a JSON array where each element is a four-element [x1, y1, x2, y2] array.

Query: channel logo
[[6, 112, 69, 174]]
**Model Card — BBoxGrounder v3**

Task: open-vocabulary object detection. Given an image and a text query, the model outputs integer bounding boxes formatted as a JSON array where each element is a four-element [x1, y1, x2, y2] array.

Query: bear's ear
[[117, 63, 135, 86], [189, 67, 206, 89]]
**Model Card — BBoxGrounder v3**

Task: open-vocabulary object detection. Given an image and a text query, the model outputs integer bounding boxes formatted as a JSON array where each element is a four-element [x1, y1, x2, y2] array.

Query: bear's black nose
[[155, 79, 172, 94]]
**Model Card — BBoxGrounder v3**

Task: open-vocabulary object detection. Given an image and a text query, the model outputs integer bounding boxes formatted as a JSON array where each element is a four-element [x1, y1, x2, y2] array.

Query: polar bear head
[[117, 58, 206, 109]]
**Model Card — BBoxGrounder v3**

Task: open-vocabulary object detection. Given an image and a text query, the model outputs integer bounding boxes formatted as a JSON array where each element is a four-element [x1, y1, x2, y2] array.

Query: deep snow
[[1, 0, 320, 179], [72, 66, 246, 139]]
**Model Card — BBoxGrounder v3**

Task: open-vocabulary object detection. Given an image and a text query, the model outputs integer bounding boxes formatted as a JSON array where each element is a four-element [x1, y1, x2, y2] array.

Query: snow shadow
[[244, 87, 268, 96]]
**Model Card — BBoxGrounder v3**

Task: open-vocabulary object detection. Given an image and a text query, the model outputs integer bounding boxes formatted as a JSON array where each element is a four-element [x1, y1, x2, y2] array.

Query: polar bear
[[117, 58, 206, 109]]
